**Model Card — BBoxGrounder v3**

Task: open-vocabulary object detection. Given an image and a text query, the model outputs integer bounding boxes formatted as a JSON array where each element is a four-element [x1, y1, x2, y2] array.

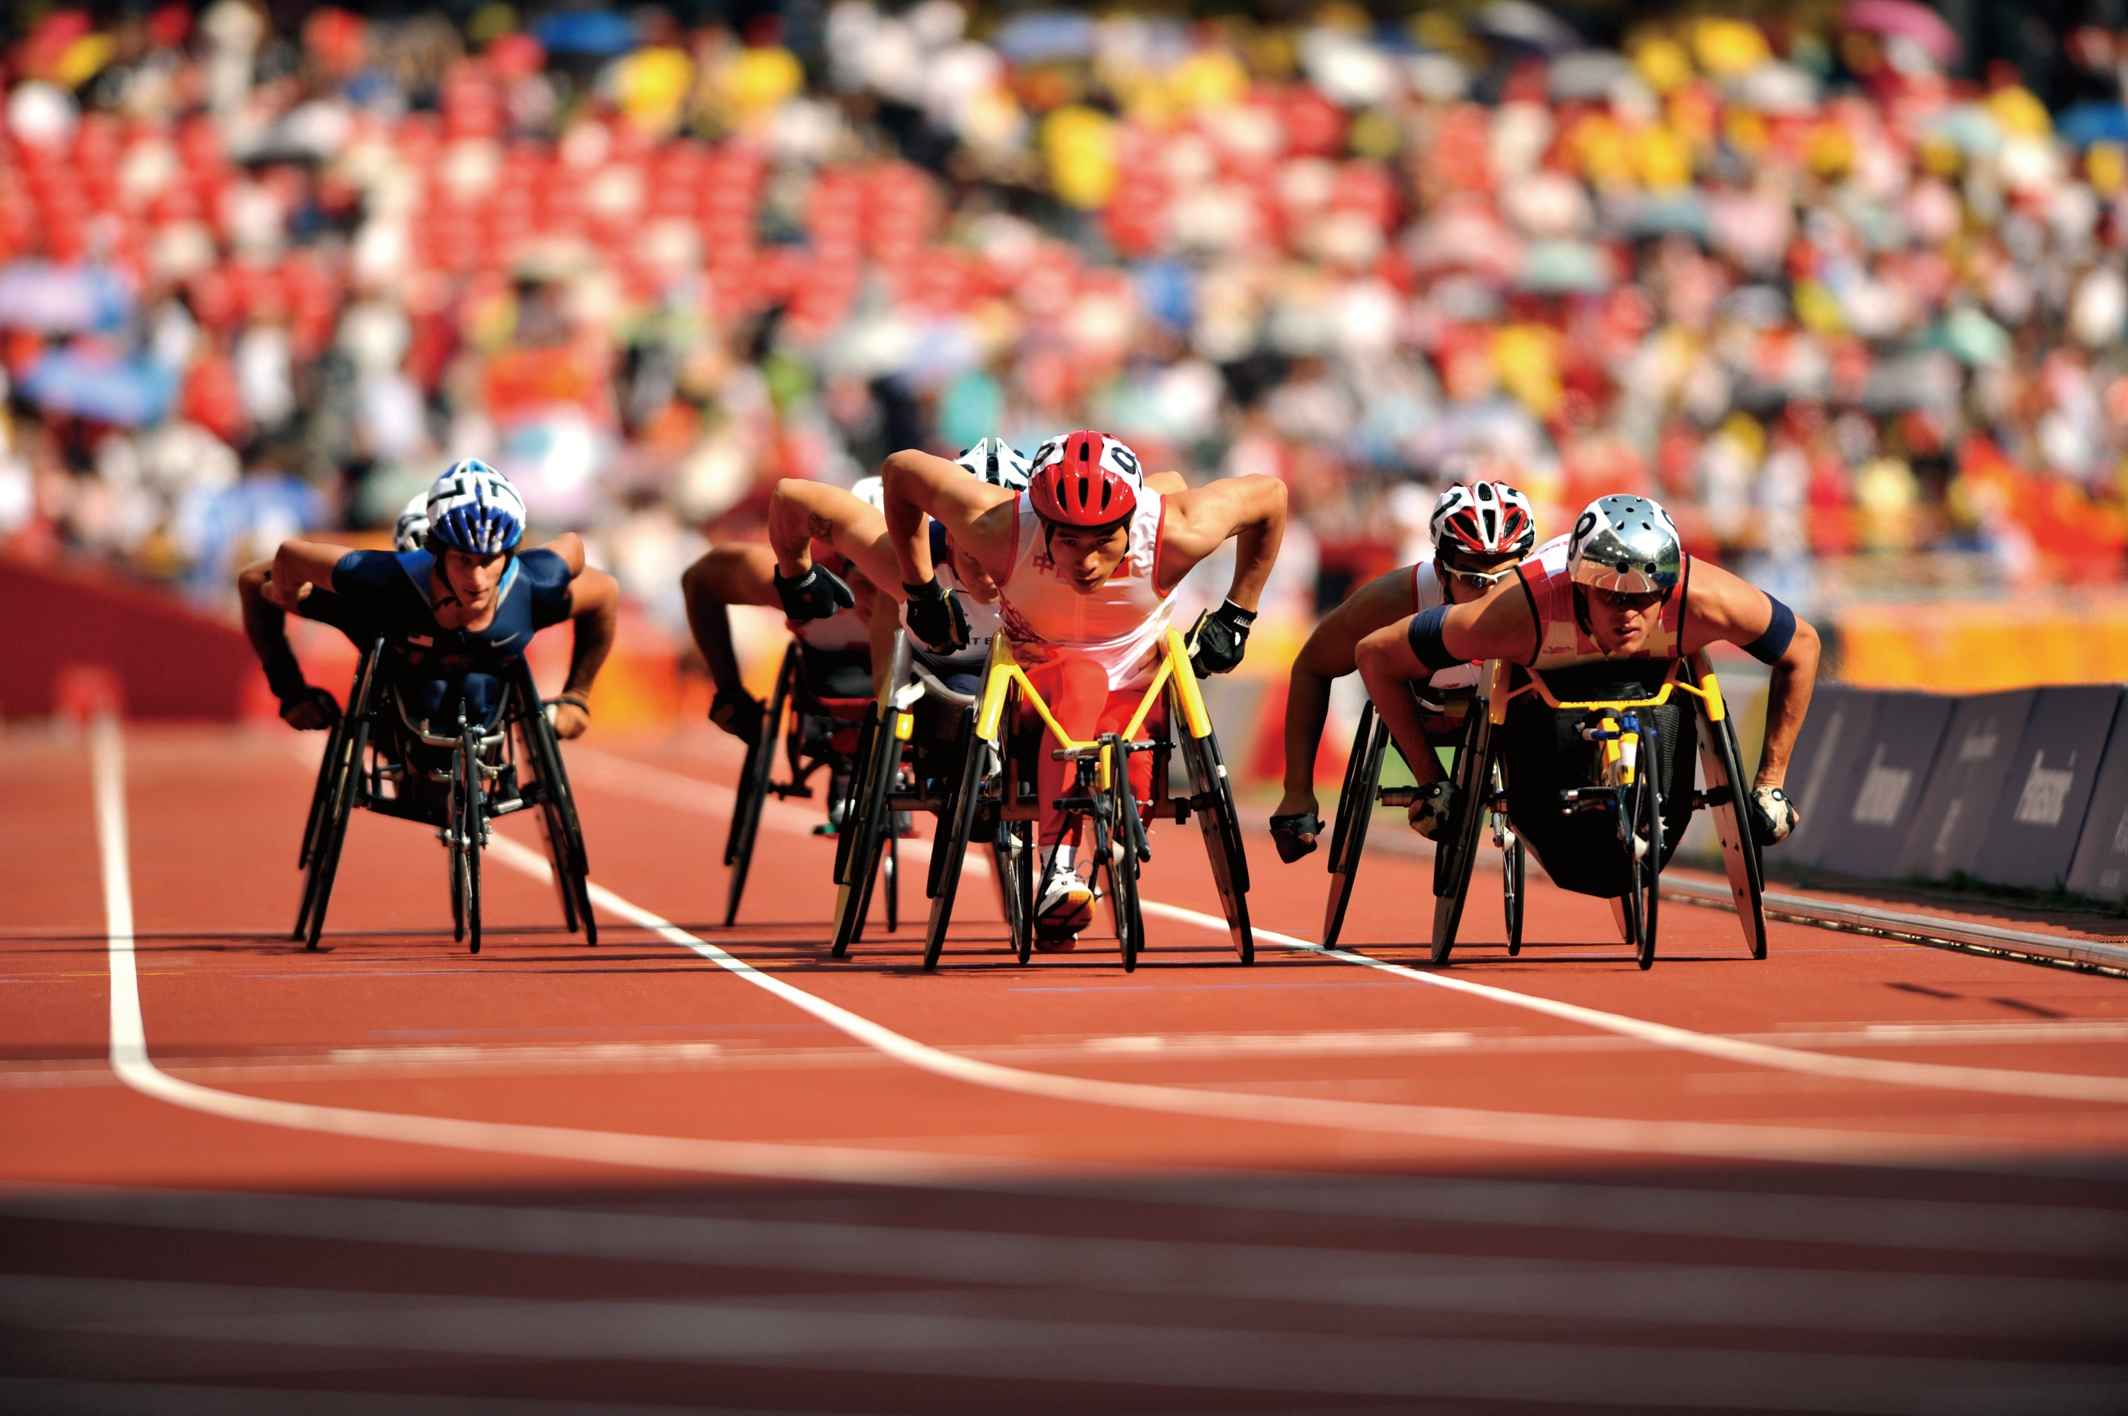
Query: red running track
[[3, 721, 2128, 1414]]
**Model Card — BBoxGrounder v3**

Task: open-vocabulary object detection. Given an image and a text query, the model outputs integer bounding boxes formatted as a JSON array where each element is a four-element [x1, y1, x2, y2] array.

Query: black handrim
[[524, 683, 596, 945], [921, 725, 987, 970], [1429, 710, 1492, 965], [1323, 709, 1387, 949]]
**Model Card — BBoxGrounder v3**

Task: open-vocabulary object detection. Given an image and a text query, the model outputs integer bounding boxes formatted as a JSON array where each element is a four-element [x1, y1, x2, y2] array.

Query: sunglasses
[[1441, 564, 1516, 591], [1588, 587, 1667, 613]]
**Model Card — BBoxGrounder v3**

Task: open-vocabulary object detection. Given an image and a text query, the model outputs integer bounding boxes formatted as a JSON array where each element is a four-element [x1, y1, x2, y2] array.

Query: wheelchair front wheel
[[993, 816, 1034, 965], [1623, 765, 1660, 971], [450, 729, 485, 956], [1178, 715, 1253, 964], [921, 725, 989, 970], [1099, 769, 1148, 972], [1429, 709, 1495, 966]]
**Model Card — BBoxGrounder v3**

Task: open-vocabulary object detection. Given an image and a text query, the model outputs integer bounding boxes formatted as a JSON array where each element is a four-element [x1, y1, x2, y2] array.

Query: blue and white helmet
[[425, 459, 526, 555], [392, 491, 431, 552], [955, 437, 1032, 491]]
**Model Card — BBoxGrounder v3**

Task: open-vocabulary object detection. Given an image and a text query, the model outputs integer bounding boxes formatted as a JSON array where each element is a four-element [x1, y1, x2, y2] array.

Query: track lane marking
[[574, 747, 2128, 1106]]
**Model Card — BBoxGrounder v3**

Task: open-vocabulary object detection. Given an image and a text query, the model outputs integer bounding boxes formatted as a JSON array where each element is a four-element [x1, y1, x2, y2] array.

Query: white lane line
[[577, 748, 2128, 1106], [485, 832, 2058, 1168], [86, 717, 1008, 1186], [4, 1275, 2121, 1413], [3, 1189, 2120, 1334]]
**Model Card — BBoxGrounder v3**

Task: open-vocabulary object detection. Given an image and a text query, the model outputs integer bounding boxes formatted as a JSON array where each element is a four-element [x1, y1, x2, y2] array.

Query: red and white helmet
[[1028, 430, 1143, 529], [1430, 480, 1536, 569]]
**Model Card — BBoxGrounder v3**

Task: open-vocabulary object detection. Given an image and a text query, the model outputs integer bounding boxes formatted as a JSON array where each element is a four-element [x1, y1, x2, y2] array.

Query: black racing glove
[[903, 578, 970, 654], [278, 685, 341, 732], [773, 563, 855, 622], [1189, 599, 1257, 676], [1749, 785, 1798, 846], [709, 688, 766, 746]]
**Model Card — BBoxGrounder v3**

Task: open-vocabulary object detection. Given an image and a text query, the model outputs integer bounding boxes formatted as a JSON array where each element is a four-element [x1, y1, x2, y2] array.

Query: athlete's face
[[1584, 586, 1666, 655], [439, 548, 510, 614], [1045, 522, 1131, 592]]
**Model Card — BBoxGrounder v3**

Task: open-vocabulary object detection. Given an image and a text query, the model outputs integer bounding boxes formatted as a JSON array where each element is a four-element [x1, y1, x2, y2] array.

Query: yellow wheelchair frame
[[914, 625, 1253, 971], [1428, 650, 1768, 969]]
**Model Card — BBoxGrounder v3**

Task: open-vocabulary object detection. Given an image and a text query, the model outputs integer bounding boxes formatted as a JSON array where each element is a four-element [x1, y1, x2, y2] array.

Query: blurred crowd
[[2, 1, 2127, 635]]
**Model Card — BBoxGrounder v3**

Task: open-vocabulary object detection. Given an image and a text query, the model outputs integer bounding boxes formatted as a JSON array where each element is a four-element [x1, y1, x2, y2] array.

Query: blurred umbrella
[[20, 349, 177, 425], [994, 11, 1096, 63], [1616, 193, 1710, 240], [1517, 239, 1611, 294], [1473, 1, 1581, 54], [1843, 0, 1958, 67], [1728, 61, 1820, 115], [1548, 50, 1630, 101], [2060, 104, 2128, 148], [1934, 305, 2011, 367], [0, 261, 133, 333], [531, 10, 636, 57]]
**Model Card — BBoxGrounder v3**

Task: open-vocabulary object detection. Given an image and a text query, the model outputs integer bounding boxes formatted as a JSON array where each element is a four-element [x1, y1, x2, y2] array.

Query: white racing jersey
[[995, 486, 1174, 690], [1514, 532, 1688, 670]]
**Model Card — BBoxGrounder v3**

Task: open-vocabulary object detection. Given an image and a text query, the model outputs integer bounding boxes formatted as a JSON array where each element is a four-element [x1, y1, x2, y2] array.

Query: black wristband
[[1218, 599, 1257, 626], [557, 692, 590, 714]]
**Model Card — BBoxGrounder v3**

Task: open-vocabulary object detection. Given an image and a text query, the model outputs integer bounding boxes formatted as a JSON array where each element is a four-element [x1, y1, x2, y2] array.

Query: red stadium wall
[[0, 554, 258, 720]]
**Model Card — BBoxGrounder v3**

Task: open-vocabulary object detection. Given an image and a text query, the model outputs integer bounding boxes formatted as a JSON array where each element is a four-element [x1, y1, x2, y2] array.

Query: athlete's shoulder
[[332, 548, 427, 595], [515, 546, 571, 590]]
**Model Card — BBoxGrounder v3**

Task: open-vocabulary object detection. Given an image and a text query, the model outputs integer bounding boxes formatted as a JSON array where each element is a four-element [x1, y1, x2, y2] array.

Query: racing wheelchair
[[849, 625, 1251, 972], [1322, 692, 1527, 954], [293, 637, 597, 955], [826, 630, 1016, 960], [1424, 650, 1767, 969], [722, 640, 897, 929]]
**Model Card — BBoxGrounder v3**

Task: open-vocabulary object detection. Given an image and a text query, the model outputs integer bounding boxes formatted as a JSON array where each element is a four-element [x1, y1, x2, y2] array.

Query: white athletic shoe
[[1035, 869, 1094, 940]]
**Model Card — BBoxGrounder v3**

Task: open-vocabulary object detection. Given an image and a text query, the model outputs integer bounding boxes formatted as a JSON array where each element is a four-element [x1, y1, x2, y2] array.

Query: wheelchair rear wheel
[[296, 718, 368, 950], [297, 709, 350, 870], [724, 644, 796, 927], [1177, 710, 1253, 964], [1718, 709, 1768, 960], [1429, 708, 1496, 966], [517, 690, 596, 946], [922, 723, 989, 970], [1322, 703, 1388, 950], [830, 703, 909, 958]]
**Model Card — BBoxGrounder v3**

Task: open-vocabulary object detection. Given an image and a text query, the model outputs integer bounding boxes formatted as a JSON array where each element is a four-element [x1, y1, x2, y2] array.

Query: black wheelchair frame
[[722, 640, 896, 929], [1423, 650, 1767, 970], [883, 627, 1251, 972], [293, 637, 597, 954]]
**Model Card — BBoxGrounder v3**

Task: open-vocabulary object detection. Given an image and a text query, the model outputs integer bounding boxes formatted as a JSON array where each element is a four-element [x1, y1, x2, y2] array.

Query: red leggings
[[1018, 654, 1157, 848]]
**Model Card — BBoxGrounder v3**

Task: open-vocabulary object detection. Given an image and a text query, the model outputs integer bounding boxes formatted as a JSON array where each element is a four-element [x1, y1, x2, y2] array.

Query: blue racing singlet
[[329, 548, 573, 681]]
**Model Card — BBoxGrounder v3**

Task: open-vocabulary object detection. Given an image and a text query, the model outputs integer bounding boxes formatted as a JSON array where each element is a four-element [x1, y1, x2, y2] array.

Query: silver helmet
[[1567, 494, 1681, 597]]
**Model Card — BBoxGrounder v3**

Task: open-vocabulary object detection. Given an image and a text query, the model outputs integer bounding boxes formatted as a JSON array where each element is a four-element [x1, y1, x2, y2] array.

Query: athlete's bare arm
[[1354, 583, 1534, 786], [548, 567, 619, 739], [679, 544, 780, 700], [880, 449, 1017, 588], [767, 480, 902, 597], [1684, 561, 1821, 788], [267, 539, 354, 609], [1154, 475, 1288, 608], [1146, 470, 1188, 496], [1276, 567, 1419, 821]]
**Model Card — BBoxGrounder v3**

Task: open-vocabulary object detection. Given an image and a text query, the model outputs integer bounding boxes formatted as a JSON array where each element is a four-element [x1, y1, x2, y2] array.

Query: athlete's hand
[[278, 685, 341, 732], [1406, 780, 1456, 841], [709, 688, 765, 746], [1188, 599, 1257, 676], [773, 563, 855, 623], [903, 578, 970, 654], [1749, 785, 1798, 845], [547, 693, 591, 741]]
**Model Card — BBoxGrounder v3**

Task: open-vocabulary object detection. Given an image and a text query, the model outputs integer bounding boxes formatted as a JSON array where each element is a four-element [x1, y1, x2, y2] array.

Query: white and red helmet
[[1430, 480, 1536, 569], [1028, 430, 1144, 529]]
